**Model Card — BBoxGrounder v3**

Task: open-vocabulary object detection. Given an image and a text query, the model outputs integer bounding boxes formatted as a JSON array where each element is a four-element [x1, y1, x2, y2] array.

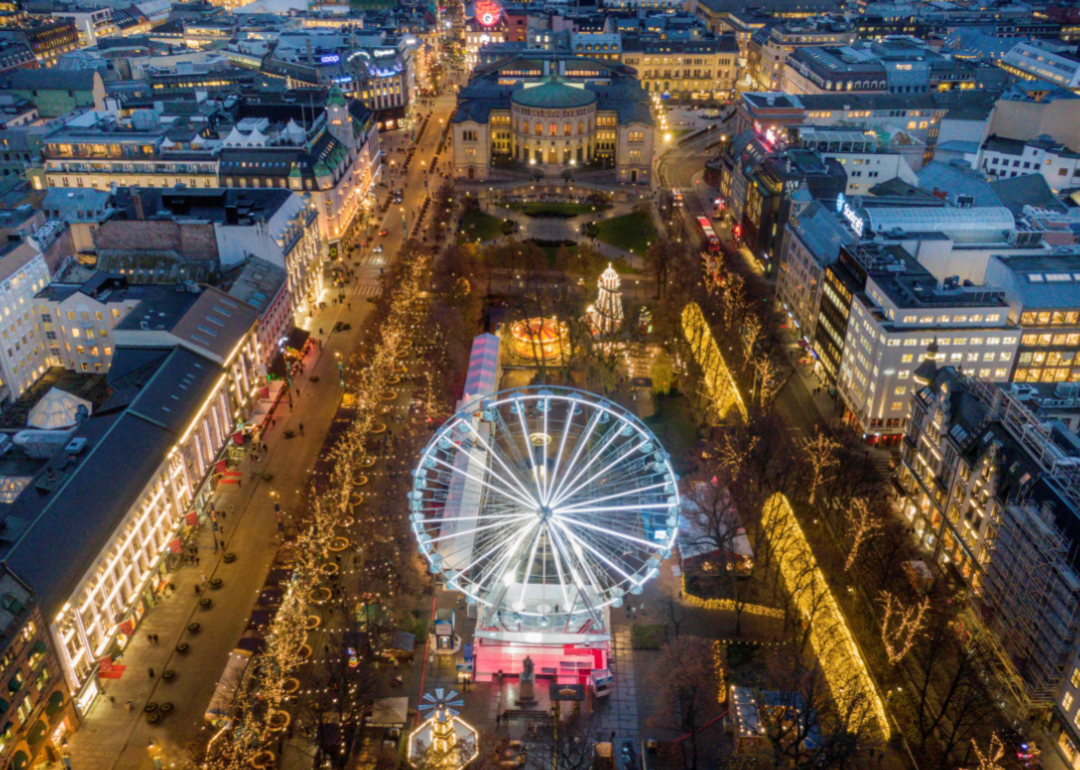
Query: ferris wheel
[[410, 387, 679, 625]]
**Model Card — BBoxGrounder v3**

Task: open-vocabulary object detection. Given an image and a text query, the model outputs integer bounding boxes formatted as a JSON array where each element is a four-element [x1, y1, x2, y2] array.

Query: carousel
[[510, 318, 569, 361]]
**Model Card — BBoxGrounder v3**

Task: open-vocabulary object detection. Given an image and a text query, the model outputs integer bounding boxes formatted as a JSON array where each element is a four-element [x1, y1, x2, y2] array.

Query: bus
[[697, 216, 720, 253]]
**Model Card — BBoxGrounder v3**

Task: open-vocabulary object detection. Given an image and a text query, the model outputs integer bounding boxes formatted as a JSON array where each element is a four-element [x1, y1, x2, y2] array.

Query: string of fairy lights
[[203, 252, 452, 767]]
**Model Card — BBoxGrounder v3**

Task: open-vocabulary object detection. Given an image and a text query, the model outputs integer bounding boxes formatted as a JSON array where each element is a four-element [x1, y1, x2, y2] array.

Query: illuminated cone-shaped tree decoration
[[589, 263, 624, 336]]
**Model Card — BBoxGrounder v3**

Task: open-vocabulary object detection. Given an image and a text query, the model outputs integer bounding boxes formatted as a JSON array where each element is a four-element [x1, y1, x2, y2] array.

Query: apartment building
[[104, 188, 323, 323], [346, 39, 418, 131], [0, 569, 77, 770], [836, 243, 1018, 442], [998, 40, 1080, 92], [35, 274, 162, 374], [898, 366, 1080, 748], [35, 109, 219, 191], [0, 17, 79, 67], [790, 125, 912, 195], [619, 36, 739, 101], [35, 88, 381, 243], [776, 199, 853, 346], [985, 253, 1080, 385], [226, 257, 290, 366], [0, 238, 52, 402], [974, 135, 1080, 193], [737, 89, 999, 170], [0, 288, 262, 715], [783, 37, 1007, 96], [745, 18, 855, 92]]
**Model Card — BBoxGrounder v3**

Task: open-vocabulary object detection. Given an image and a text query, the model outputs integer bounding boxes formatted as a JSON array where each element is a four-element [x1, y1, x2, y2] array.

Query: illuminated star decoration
[[409, 689, 479, 770]]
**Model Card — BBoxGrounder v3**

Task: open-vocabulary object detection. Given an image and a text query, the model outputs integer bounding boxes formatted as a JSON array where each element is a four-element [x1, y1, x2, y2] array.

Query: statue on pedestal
[[518, 655, 536, 704]]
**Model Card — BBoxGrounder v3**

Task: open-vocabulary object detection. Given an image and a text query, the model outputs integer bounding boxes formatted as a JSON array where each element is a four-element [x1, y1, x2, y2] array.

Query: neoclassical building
[[451, 55, 655, 184]]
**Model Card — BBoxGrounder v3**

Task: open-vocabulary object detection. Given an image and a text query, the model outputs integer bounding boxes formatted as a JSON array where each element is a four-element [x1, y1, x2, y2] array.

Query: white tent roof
[[27, 387, 92, 430], [366, 697, 409, 727]]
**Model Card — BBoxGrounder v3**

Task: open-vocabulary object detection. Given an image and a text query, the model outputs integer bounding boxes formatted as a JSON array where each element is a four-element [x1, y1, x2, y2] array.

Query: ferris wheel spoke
[[512, 401, 546, 506], [430, 455, 537, 511], [458, 420, 540, 508], [547, 400, 577, 507], [556, 503, 673, 515], [472, 520, 539, 593], [492, 412, 530, 483], [545, 524, 575, 615], [554, 481, 674, 513], [448, 517, 535, 579], [428, 512, 538, 525], [550, 438, 648, 510], [547, 521, 603, 601], [516, 524, 544, 607], [548, 420, 624, 507], [546, 409, 603, 508], [426, 514, 534, 544], [540, 395, 551, 504], [552, 519, 638, 585], [557, 516, 665, 550]]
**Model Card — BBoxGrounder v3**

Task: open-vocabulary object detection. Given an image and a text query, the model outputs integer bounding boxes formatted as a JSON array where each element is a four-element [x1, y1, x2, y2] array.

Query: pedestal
[[517, 680, 535, 704]]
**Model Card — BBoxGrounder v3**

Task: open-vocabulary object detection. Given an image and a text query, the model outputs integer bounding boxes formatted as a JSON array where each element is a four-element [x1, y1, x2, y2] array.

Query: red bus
[[697, 216, 720, 253]]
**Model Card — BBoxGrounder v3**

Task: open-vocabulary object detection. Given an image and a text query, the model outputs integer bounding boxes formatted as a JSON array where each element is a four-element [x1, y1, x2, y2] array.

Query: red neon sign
[[476, 0, 501, 26]]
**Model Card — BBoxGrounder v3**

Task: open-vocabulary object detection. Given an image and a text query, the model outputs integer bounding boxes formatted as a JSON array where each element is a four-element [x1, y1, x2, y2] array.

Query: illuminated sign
[[836, 194, 864, 236], [373, 48, 396, 57], [475, 0, 502, 26], [320, 53, 340, 64]]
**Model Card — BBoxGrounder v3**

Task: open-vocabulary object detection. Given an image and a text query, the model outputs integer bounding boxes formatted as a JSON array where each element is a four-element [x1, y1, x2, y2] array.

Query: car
[[378, 228, 389, 236], [373, 244, 384, 253]]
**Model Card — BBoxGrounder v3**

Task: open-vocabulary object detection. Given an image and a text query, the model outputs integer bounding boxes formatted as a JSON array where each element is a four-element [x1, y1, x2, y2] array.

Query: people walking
[[148, 668, 155, 679]]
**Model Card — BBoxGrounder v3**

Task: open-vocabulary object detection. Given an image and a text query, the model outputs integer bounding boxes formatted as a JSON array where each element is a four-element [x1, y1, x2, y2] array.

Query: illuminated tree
[[879, 591, 929, 665], [843, 498, 881, 573], [802, 431, 841, 506]]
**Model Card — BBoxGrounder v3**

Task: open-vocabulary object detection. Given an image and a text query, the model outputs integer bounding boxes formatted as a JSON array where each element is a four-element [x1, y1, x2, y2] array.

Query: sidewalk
[[62, 285, 376, 770]]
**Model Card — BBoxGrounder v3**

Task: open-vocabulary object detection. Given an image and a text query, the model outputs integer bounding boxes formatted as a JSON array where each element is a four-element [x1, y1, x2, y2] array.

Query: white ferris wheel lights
[[412, 387, 679, 618]]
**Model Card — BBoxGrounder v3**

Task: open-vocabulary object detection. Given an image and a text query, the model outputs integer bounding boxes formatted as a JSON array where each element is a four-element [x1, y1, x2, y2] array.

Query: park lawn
[[504, 202, 601, 217], [631, 624, 668, 649], [461, 209, 504, 242], [594, 212, 656, 256]]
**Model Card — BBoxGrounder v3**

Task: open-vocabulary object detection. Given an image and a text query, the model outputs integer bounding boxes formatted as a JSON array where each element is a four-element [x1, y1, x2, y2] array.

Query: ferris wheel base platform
[[472, 639, 608, 685]]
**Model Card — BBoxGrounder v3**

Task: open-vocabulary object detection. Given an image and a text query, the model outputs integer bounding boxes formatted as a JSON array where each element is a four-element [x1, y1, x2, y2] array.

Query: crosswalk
[[355, 284, 383, 297]]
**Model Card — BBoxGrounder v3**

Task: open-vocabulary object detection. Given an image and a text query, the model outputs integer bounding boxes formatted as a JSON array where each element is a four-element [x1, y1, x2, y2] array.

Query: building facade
[[451, 56, 654, 184], [0, 289, 263, 711], [984, 253, 1080, 385], [619, 37, 739, 101]]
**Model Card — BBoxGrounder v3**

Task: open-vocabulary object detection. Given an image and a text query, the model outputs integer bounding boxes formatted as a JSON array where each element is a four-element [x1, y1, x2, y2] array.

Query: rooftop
[[511, 78, 598, 109], [0, 347, 222, 615]]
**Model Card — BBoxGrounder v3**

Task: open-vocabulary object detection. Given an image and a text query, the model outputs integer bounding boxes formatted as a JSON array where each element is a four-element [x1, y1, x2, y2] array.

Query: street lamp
[[335, 351, 344, 387]]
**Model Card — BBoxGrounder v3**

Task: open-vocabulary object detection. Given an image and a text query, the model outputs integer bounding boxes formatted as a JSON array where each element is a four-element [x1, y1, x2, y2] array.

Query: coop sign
[[835, 193, 864, 237], [320, 53, 340, 64]]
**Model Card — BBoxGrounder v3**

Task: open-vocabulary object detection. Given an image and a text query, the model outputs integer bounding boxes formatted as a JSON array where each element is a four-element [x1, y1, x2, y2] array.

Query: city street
[[61, 86, 462, 770]]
